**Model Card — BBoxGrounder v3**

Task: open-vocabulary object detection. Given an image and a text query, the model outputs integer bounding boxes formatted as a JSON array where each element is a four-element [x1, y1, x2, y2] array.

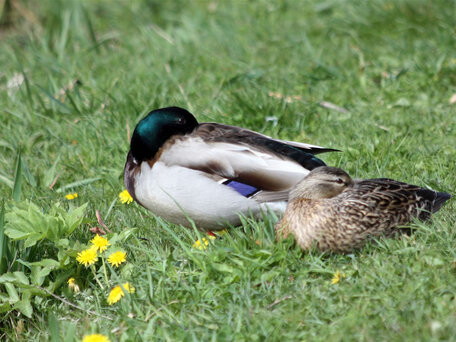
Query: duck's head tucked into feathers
[[289, 166, 353, 200], [130, 106, 198, 161]]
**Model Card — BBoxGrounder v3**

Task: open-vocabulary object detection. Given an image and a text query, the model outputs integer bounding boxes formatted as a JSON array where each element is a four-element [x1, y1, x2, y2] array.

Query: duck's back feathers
[[196, 122, 335, 163], [345, 178, 451, 220], [157, 123, 332, 193]]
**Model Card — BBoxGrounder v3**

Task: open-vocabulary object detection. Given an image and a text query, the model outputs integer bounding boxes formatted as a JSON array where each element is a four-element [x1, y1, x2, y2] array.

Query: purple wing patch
[[223, 180, 259, 198]]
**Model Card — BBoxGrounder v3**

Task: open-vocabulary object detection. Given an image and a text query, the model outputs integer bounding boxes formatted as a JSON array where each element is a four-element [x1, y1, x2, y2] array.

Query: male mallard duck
[[124, 106, 336, 230], [275, 166, 451, 252]]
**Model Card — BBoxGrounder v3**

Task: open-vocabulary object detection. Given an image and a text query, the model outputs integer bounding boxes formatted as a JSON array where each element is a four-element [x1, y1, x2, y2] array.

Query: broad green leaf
[[0, 272, 30, 286], [5, 201, 52, 247], [31, 266, 52, 286], [5, 201, 88, 246], [13, 271, 30, 285], [4, 283, 20, 302], [0, 271, 30, 286], [0, 272, 47, 297], [29, 259, 60, 269], [3, 227, 32, 240], [13, 290, 33, 318], [65, 202, 88, 235], [24, 234, 46, 248], [56, 238, 70, 249], [0, 273, 16, 283]]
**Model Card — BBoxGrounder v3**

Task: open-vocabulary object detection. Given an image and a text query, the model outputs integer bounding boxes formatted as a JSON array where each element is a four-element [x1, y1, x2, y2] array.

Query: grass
[[0, 0, 455, 340]]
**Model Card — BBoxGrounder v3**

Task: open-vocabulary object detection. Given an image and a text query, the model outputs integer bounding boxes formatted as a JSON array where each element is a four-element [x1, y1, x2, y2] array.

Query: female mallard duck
[[124, 106, 337, 230], [275, 166, 451, 252]]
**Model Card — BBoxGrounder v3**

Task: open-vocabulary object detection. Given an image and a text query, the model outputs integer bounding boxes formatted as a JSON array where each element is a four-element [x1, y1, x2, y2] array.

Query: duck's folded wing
[[347, 179, 451, 218], [159, 134, 319, 192], [193, 123, 331, 173], [348, 179, 422, 207], [197, 122, 338, 155]]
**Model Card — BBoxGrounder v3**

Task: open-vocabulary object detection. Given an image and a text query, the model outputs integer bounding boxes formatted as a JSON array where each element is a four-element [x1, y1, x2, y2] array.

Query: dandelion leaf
[[13, 290, 33, 318], [5, 201, 88, 246]]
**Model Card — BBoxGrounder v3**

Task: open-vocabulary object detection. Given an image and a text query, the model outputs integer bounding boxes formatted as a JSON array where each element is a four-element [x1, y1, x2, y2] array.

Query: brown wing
[[196, 123, 337, 155], [338, 178, 450, 226]]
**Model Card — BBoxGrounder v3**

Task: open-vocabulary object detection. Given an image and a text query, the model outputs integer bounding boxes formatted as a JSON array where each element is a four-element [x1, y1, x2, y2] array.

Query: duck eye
[[177, 117, 185, 124], [335, 178, 344, 184]]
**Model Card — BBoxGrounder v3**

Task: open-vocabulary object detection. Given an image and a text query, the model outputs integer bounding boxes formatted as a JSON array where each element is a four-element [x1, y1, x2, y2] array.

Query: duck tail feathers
[[432, 191, 452, 213], [302, 147, 341, 155]]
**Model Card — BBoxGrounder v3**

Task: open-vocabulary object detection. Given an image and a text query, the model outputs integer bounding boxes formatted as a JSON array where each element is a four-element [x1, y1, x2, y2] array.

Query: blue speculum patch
[[224, 180, 259, 197]]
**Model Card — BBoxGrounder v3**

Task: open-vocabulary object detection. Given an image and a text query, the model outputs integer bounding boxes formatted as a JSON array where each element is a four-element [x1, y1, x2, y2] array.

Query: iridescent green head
[[130, 106, 198, 161]]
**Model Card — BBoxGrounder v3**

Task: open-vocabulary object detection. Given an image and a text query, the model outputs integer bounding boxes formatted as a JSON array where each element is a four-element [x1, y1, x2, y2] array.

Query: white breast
[[134, 161, 271, 230]]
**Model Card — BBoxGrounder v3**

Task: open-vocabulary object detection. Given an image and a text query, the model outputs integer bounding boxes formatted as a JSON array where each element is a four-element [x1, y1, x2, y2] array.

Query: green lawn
[[1, 0, 456, 340]]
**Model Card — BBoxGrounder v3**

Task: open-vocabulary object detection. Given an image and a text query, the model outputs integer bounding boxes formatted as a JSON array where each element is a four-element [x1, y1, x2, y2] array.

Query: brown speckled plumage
[[275, 167, 451, 252]]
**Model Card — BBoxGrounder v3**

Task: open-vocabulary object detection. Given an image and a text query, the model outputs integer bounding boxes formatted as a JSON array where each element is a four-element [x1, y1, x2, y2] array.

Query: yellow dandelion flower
[[119, 190, 133, 204], [331, 270, 346, 285], [67, 277, 80, 293], [65, 192, 78, 200], [107, 282, 135, 305], [82, 334, 111, 342], [76, 248, 98, 267], [90, 234, 110, 253], [107, 251, 127, 267], [193, 237, 210, 250]]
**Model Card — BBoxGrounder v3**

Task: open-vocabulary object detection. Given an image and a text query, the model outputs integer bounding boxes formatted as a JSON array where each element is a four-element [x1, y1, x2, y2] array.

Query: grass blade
[[14, 52, 34, 110], [57, 10, 71, 61], [55, 177, 102, 193], [64, 91, 82, 115], [0, 202, 7, 274], [36, 85, 72, 114], [21, 158, 37, 188], [83, 5, 99, 53], [12, 149, 23, 202]]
